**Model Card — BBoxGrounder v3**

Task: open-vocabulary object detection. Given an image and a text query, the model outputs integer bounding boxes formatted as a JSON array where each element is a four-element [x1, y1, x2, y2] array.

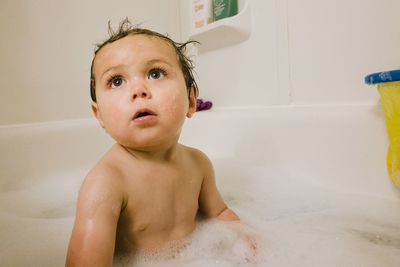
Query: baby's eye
[[109, 76, 125, 88], [148, 69, 166, 80]]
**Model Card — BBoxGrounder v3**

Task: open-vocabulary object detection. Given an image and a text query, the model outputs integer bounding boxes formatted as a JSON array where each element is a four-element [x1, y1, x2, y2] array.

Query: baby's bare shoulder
[[80, 145, 127, 200], [180, 144, 213, 168], [81, 166, 124, 200]]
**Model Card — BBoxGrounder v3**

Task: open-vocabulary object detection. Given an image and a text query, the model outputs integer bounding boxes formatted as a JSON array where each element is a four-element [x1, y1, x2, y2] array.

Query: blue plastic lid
[[365, 69, 400, 84]]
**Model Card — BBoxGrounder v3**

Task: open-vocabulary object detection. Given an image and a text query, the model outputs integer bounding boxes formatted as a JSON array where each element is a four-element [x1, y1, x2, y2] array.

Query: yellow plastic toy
[[366, 70, 400, 188]]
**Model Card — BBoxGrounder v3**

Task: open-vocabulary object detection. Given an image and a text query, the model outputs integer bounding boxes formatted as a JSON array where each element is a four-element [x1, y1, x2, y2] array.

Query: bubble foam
[[114, 219, 266, 267]]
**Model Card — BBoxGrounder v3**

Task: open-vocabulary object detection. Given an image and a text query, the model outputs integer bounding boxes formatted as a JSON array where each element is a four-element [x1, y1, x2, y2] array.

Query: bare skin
[[65, 34, 239, 267]]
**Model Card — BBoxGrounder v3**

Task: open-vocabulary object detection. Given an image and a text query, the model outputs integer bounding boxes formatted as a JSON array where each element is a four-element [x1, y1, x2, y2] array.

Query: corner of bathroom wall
[[179, 0, 400, 108]]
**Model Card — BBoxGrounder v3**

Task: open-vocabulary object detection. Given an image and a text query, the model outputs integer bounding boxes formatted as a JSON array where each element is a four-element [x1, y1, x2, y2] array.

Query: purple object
[[196, 99, 213, 112]]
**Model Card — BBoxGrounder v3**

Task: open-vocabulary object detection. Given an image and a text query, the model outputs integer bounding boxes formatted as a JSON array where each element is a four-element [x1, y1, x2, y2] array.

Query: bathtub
[[1, 104, 399, 266]]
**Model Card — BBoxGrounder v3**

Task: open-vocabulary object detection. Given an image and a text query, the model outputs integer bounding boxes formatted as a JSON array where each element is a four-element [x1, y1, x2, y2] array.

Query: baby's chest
[[123, 172, 202, 228]]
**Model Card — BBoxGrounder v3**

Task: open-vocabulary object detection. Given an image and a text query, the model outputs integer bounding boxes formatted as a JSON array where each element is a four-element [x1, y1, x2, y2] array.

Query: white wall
[[288, 0, 400, 104], [2, 0, 400, 125], [190, 0, 281, 107], [192, 0, 400, 107], [0, 0, 181, 125]]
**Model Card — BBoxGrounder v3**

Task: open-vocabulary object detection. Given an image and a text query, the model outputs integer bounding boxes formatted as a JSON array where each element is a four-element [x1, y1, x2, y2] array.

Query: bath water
[[1, 162, 399, 266], [112, 160, 400, 267]]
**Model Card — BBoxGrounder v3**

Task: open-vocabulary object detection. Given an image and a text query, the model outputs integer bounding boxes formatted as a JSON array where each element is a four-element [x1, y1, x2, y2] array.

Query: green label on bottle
[[213, 0, 238, 21]]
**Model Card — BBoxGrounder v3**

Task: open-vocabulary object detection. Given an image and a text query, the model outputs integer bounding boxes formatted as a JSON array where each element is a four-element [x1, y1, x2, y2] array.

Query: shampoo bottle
[[193, 0, 213, 29], [213, 0, 238, 21]]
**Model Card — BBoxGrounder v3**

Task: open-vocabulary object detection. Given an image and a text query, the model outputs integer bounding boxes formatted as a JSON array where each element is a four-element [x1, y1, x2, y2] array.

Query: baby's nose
[[133, 90, 148, 99], [131, 82, 151, 99]]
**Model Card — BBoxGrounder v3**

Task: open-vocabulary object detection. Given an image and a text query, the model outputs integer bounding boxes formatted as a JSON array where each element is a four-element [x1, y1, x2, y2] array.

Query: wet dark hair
[[90, 18, 199, 102]]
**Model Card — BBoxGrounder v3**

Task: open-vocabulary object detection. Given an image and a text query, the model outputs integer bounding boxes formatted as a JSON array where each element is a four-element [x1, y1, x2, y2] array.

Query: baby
[[66, 19, 252, 266]]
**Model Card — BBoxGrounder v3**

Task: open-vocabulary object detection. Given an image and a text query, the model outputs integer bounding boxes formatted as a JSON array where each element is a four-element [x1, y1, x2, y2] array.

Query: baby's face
[[91, 34, 196, 150]]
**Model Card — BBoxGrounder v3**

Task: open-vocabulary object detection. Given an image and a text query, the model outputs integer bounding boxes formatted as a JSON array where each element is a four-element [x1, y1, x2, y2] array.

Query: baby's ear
[[91, 102, 105, 128], [186, 87, 197, 118]]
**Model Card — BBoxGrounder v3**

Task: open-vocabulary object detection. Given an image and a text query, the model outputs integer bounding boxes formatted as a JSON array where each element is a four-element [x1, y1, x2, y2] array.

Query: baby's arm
[[196, 151, 239, 221], [196, 150, 258, 261], [65, 168, 125, 267]]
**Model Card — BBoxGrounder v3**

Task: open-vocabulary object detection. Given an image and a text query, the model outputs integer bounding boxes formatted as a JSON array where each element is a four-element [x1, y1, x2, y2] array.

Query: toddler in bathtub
[[65, 19, 257, 266]]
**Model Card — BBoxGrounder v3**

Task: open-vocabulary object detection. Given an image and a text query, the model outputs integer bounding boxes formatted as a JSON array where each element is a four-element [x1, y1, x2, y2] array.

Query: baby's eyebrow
[[145, 58, 174, 68], [99, 64, 126, 80], [98, 58, 175, 80]]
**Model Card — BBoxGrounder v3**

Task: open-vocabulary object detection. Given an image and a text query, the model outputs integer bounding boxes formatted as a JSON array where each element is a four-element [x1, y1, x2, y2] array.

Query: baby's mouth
[[132, 109, 157, 120]]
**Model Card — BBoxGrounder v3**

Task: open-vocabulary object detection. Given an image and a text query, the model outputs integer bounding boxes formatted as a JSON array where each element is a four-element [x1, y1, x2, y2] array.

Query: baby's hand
[[233, 235, 258, 263], [222, 220, 261, 264], [232, 233, 259, 263], [244, 234, 258, 263]]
